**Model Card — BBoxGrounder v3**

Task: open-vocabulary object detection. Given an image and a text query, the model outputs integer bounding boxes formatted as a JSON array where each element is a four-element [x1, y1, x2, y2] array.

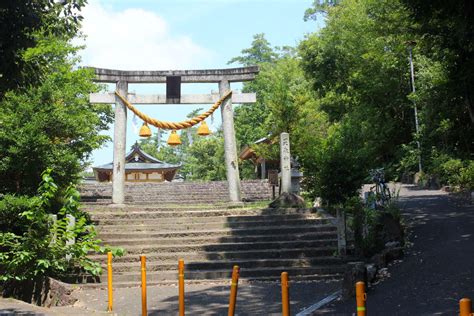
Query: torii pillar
[[89, 67, 259, 205], [112, 80, 128, 206], [220, 79, 241, 202]]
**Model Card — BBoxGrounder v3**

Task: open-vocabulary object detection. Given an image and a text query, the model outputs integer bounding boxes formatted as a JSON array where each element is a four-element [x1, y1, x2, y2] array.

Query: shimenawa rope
[[114, 90, 232, 130]]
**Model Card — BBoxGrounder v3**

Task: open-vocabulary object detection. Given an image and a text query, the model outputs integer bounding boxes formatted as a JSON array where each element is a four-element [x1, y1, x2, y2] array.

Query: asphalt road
[[315, 186, 474, 315]]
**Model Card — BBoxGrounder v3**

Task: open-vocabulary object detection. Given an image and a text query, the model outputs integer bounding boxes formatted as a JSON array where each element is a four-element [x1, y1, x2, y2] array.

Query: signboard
[[268, 169, 279, 186]]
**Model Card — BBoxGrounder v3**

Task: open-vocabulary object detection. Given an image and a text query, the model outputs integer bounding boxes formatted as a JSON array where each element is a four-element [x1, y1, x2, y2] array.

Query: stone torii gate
[[88, 66, 259, 206]]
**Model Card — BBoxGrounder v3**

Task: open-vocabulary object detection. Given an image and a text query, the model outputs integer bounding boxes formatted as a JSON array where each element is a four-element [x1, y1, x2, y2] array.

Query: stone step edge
[[91, 239, 339, 252], [91, 213, 323, 221], [96, 224, 336, 235], [99, 265, 347, 277], [95, 220, 328, 230], [88, 246, 339, 260], [99, 232, 337, 244], [100, 256, 343, 268], [75, 275, 343, 289]]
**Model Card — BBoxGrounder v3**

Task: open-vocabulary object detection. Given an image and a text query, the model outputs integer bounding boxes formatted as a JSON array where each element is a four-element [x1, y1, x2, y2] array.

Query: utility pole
[[407, 41, 422, 173]]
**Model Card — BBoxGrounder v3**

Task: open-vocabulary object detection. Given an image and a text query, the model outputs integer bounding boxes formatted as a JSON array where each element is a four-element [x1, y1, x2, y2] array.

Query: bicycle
[[368, 168, 391, 208]]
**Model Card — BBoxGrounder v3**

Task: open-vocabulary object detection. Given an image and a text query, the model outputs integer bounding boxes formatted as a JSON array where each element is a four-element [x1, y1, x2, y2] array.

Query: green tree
[[299, 0, 417, 177], [183, 133, 226, 181], [227, 33, 278, 67], [0, 35, 112, 195], [0, 0, 86, 96]]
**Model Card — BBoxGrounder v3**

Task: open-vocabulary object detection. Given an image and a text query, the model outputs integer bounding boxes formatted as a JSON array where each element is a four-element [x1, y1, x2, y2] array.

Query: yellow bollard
[[460, 298, 473, 316], [281, 272, 290, 316], [140, 255, 147, 316], [107, 252, 113, 312], [179, 259, 185, 316], [228, 265, 240, 316], [356, 281, 367, 316]]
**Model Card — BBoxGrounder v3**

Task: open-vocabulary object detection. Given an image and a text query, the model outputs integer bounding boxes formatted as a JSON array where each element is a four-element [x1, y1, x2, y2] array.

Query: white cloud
[[79, 1, 213, 70]]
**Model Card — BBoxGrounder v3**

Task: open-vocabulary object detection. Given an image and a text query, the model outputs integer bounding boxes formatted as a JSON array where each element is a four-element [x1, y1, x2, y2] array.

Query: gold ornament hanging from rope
[[139, 122, 152, 137], [167, 130, 181, 146], [197, 121, 211, 136]]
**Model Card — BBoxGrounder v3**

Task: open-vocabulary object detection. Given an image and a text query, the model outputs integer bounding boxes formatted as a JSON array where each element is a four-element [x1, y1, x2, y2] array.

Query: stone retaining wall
[[79, 180, 273, 204]]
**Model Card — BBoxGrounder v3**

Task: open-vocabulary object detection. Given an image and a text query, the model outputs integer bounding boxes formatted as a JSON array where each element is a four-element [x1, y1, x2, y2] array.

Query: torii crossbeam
[[88, 66, 259, 206]]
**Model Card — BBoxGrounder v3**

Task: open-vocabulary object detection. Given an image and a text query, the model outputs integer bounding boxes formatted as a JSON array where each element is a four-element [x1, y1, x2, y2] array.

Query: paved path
[[315, 186, 474, 315], [73, 280, 341, 315]]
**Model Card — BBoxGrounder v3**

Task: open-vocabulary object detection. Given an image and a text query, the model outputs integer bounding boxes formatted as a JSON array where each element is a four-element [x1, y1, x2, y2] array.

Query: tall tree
[[299, 0, 417, 175], [0, 0, 86, 97], [0, 36, 112, 194]]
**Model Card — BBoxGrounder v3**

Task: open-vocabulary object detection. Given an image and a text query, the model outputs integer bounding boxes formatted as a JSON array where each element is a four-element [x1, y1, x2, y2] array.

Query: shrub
[[431, 152, 474, 191], [0, 169, 122, 282], [346, 196, 404, 257]]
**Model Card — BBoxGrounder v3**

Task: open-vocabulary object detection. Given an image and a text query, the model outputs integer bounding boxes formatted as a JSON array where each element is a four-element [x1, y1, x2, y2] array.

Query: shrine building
[[93, 142, 181, 182]]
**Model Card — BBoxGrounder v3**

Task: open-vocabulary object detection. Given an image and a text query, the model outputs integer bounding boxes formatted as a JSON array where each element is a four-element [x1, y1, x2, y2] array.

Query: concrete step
[[102, 257, 345, 273], [101, 231, 337, 246], [95, 239, 338, 254], [102, 265, 347, 283], [96, 225, 336, 240], [93, 214, 324, 226], [87, 207, 317, 218], [89, 247, 339, 263], [75, 273, 343, 289], [96, 218, 329, 232]]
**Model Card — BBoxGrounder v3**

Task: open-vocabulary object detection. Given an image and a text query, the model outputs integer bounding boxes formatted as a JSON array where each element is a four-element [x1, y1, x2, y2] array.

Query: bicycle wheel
[[381, 183, 391, 204]]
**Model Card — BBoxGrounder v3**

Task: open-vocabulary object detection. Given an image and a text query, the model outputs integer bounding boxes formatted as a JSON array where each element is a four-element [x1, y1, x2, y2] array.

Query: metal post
[[179, 259, 185, 316], [281, 272, 290, 316], [228, 265, 240, 316], [107, 252, 113, 312], [460, 298, 472, 316], [408, 44, 422, 173], [140, 255, 147, 316], [356, 281, 367, 316], [112, 80, 128, 206], [219, 80, 241, 203]]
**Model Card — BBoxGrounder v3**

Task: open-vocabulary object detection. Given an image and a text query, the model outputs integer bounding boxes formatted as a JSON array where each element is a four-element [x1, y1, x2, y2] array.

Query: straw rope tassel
[[114, 90, 232, 130]]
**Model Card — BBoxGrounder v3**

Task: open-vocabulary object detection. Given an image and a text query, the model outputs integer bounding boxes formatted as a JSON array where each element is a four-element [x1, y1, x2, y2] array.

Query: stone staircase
[[79, 180, 273, 205], [82, 204, 348, 288]]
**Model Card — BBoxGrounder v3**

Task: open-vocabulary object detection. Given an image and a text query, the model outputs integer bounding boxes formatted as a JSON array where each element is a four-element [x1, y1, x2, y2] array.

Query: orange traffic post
[[140, 255, 147, 316], [228, 265, 240, 316], [281, 272, 290, 316], [107, 252, 113, 312], [356, 281, 367, 316], [178, 259, 185, 316], [460, 298, 472, 316]]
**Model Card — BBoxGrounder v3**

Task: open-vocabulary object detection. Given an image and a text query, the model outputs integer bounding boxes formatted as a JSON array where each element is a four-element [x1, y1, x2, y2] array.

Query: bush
[[0, 169, 122, 282], [346, 196, 404, 257], [431, 152, 474, 191]]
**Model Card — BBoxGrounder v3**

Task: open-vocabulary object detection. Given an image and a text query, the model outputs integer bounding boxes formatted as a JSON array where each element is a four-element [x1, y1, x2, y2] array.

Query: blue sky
[[79, 0, 322, 166]]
